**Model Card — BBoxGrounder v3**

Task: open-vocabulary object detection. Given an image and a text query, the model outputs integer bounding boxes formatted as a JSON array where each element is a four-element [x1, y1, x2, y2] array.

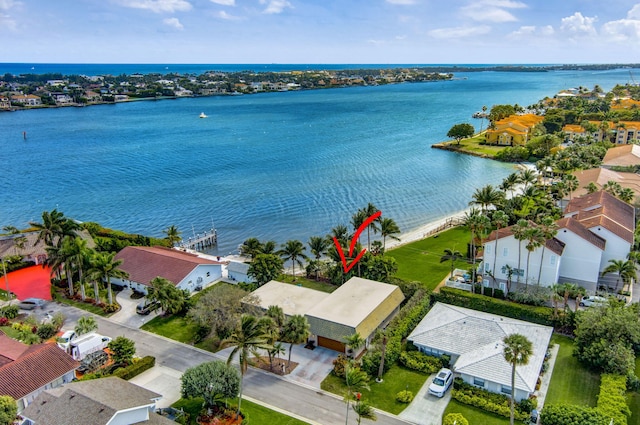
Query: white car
[[579, 295, 607, 307], [57, 330, 77, 350], [428, 368, 453, 397]]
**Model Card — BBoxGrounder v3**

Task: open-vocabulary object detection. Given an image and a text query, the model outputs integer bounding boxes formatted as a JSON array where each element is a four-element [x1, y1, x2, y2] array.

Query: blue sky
[[1, 0, 640, 64]]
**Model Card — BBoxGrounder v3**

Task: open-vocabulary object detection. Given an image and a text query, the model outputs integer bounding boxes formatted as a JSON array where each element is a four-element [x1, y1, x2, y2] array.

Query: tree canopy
[[181, 360, 240, 408], [447, 123, 475, 144], [248, 253, 284, 285]]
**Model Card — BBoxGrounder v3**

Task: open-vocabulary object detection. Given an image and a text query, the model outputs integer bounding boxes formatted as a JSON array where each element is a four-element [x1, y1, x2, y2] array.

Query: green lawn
[[52, 290, 111, 316], [629, 392, 640, 425], [0, 325, 22, 340], [321, 364, 429, 415], [444, 399, 511, 425], [388, 227, 471, 290], [545, 334, 600, 406], [278, 274, 337, 293], [141, 314, 200, 344], [172, 397, 309, 425]]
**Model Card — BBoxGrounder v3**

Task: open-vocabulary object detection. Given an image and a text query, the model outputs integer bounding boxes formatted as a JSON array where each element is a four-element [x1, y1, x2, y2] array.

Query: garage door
[[317, 336, 345, 353]]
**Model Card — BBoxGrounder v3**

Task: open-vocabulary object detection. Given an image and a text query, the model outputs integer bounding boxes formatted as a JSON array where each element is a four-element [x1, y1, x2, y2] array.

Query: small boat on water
[[199, 112, 208, 118]]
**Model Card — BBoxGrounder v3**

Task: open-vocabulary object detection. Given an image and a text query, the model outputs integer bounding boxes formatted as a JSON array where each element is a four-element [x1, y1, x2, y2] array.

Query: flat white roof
[[249, 280, 330, 317], [305, 277, 404, 328]]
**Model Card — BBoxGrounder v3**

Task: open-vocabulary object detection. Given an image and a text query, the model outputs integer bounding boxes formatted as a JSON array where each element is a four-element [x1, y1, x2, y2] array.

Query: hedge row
[[541, 405, 609, 425], [113, 356, 156, 380], [452, 378, 531, 421], [452, 388, 529, 422], [596, 374, 630, 425], [432, 287, 554, 326], [398, 351, 443, 374]]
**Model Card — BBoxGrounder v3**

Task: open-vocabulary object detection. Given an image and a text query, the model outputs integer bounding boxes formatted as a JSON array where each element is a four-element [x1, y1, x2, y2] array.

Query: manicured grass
[[628, 392, 640, 425], [437, 134, 506, 158], [0, 325, 23, 340], [279, 274, 336, 293], [388, 227, 471, 290], [545, 334, 600, 406], [321, 364, 429, 415], [172, 397, 309, 425], [141, 314, 200, 344], [444, 399, 511, 425]]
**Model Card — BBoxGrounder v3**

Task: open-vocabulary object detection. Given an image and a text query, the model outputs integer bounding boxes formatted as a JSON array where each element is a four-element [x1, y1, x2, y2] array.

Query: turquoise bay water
[[0, 67, 635, 254]]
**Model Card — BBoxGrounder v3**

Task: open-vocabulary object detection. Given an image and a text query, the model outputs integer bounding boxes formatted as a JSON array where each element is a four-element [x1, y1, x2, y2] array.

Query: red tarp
[[1, 266, 52, 301]]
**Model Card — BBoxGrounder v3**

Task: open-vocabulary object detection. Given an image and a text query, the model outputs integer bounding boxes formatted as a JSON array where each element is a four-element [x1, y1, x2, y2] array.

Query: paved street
[[47, 303, 414, 425]]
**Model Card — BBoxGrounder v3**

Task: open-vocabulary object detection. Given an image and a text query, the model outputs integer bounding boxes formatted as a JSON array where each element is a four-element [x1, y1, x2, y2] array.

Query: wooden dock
[[180, 228, 217, 251]]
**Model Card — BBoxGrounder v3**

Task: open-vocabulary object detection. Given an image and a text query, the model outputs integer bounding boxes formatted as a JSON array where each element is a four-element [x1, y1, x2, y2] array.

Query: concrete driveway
[[399, 373, 451, 425], [109, 288, 160, 328]]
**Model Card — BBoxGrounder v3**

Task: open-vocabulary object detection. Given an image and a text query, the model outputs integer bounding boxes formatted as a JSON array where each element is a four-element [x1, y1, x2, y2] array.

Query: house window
[[501, 385, 512, 394], [473, 377, 485, 387], [502, 247, 508, 257], [550, 255, 556, 266], [485, 245, 492, 254], [484, 262, 490, 272]]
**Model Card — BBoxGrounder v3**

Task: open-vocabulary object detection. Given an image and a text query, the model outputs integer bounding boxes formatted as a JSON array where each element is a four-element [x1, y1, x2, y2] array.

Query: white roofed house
[[227, 260, 251, 283], [113, 246, 222, 294], [482, 222, 565, 292], [407, 303, 553, 402]]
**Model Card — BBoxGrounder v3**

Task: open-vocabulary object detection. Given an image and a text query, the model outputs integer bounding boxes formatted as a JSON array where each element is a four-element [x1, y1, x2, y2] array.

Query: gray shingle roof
[[408, 302, 552, 393]]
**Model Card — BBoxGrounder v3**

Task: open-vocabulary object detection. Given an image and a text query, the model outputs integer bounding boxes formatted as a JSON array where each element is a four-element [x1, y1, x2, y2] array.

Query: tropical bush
[[541, 404, 608, 425], [443, 413, 469, 425], [0, 305, 19, 319], [398, 351, 442, 374], [451, 378, 529, 421], [36, 323, 57, 340], [507, 285, 551, 306], [395, 390, 414, 403], [596, 374, 630, 425], [112, 356, 156, 380]]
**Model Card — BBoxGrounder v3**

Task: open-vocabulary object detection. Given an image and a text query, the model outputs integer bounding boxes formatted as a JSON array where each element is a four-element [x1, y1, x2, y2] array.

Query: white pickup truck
[[66, 333, 112, 361]]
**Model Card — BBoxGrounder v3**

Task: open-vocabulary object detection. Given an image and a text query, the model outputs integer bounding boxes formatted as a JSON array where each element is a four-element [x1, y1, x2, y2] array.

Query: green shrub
[[0, 305, 19, 319], [36, 323, 57, 340], [596, 374, 630, 425], [332, 354, 348, 378], [112, 356, 155, 380], [396, 390, 414, 403], [443, 413, 469, 425], [451, 378, 529, 421], [398, 351, 441, 374], [432, 287, 553, 326], [541, 404, 608, 425]]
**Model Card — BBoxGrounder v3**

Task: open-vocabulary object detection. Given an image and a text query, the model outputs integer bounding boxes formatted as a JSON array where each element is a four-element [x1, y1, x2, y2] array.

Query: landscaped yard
[[321, 364, 429, 415], [172, 397, 308, 425], [278, 274, 336, 293], [388, 227, 471, 290], [444, 399, 511, 425], [545, 334, 600, 406], [140, 314, 200, 344], [436, 134, 505, 158]]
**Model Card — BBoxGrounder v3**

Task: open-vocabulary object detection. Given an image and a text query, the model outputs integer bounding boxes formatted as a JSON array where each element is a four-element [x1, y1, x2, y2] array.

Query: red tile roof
[[0, 334, 79, 399], [564, 191, 635, 243], [485, 222, 565, 255], [115, 246, 221, 286], [555, 217, 606, 250]]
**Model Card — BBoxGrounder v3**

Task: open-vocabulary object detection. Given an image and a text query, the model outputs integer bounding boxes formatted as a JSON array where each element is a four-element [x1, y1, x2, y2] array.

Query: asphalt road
[[45, 303, 414, 425]]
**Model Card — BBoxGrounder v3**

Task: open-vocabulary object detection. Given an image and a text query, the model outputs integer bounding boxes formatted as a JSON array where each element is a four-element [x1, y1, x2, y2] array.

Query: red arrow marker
[[333, 210, 382, 273]]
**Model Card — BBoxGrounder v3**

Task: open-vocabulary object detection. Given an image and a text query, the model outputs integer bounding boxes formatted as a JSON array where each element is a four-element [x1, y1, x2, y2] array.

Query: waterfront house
[[21, 377, 176, 425], [0, 331, 79, 413], [407, 302, 552, 402], [485, 114, 544, 146], [226, 260, 251, 283], [0, 230, 95, 266], [113, 246, 222, 294], [562, 120, 640, 144], [10, 94, 42, 106], [570, 168, 640, 202], [0, 96, 10, 109]]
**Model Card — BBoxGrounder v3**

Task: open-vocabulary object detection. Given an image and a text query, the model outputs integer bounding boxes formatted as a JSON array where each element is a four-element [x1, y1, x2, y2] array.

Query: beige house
[[602, 144, 640, 168]]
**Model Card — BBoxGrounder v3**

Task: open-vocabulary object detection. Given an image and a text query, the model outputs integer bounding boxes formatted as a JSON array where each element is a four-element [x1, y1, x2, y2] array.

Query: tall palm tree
[[602, 180, 622, 197], [278, 240, 308, 281], [469, 184, 504, 213], [86, 251, 129, 305], [500, 173, 520, 199], [281, 314, 310, 368], [30, 209, 79, 248], [601, 259, 636, 292], [329, 224, 350, 247], [491, 211, 509, 295], [584, 182, 599, 194], [352, 399, 377, 425], [440, 248, 463, 279], [65, 237, 91, 301], [618, 187, 635, 204], [345, 332, 366, 358], [561, 174, 579, 201], [518, 169, 537, 190], [266, 304, 285, 328], [239, 238, 263, 259], [308, 236, 329, 260], [351, 209, 367, 246], [379, 217, 401, 250], [344, 366, 371, 425], [223, 314, 270, 420], [362, 203, 380, 250], [46, 236, 79, 298], [503, 334, 533, 425], [163, 225, 181, 246], [524, 225, 544, 287], [511, 219, 529, 284], [464, 209, 489, 291], [536, 217, 558, 286]]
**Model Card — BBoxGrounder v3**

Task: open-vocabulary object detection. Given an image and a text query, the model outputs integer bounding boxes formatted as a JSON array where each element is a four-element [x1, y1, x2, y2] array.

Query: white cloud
[[560, 12, 597, 36], [385, 0, 418, 5], [114, 0, 192, 13], [428, 25, 491, 39], [600, 4, 640, 42], [461, 0, 526, 23], [510, 24, 554, 38], [0, 0, 19, 10], [628, 4, 640, 19], [217, 10, 242, 20], [210, 0, 235, 5], [0, 13, 17, 31], [259, 0, 292, 14], [163, 17, 184, 29]]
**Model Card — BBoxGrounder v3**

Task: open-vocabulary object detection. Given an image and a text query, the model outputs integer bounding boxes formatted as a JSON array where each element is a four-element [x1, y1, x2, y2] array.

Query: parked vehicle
[[77, 350, 109, 374], [68, 333, 112, 361], [428, 368, 454, 397], [136, 300, 160, 315], [57, 330, 77, 351], [17, 298, 46, 310], [579, 295, 607, 307]]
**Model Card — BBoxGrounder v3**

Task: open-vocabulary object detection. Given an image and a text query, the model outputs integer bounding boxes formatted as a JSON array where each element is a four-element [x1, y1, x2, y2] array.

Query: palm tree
[[503, 334, 533, 425], [281, 314, 310, 368], [584, 182, 599, 194], [561, 174, 579, 201], [308, 236, 329, 260], [46, 236, 80, 298], [511, 219, 529, 284], [379, 217, 401, 250], [86, 251, 129, 305], [30, 209, 79, 248], [440, 248, 463, 279], [491, 211, 509, 295], [536, 217, 558, 285], [74, 315, 98, 335], [618, 187, 635, 204], [518, 169, 537, 190], [601, 259, 636, 292], [500, 173, 520, 199], [278, 240, 308, 281], [344, 366, 371, 425], [266, 305, 285, 328], [345, 332, 366, 358], [223, 314, 270, 420], [524, 225, 544, 287], [351, 209, 368, 246], [163, 225, 181, 246], [464, 209, 490, 291], [352, 399, 377, 424], [602, 180, 622, 197], [329, 224, 350, 247], [65, 237, 91, 301], [239, 238, 263, 259], [258, 316, 280, 371], [469, 184, 504, 213]]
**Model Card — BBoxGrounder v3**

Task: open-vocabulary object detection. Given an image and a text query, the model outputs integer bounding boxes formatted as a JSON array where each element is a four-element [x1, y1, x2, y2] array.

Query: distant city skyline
[[1, 0, 639, 64]]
